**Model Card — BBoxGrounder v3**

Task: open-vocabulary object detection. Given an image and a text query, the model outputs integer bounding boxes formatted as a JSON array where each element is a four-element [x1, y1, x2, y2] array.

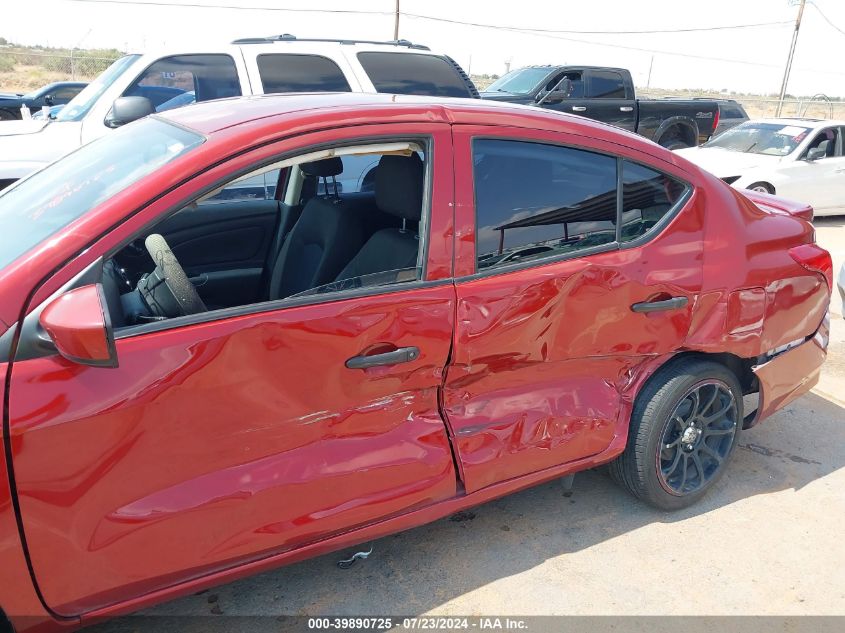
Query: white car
[[0, 36, 477, 191], [676, 118, 845, 217], [839, 261, 845, 317]]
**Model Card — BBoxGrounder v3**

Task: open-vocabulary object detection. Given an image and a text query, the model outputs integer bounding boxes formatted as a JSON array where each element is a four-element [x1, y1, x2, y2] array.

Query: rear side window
[[357, 52, 472, 97], [473, 139, 618, 270], [257, 54, 351, 93], [620, 161, 688, 242], [719, 104, 745, 118], [588, 71, 627, 98], [124, 54, 241, 111]]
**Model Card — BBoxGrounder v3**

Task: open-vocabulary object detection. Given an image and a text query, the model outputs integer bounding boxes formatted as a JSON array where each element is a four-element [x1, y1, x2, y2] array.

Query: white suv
[[0, 36, 477, 190]]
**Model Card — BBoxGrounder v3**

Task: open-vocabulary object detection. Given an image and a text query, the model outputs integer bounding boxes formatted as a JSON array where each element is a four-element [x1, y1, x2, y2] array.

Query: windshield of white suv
[[56, 55, 140, 122], [0, 117, 203, 270], [703, 122, 811, 156], [486, 68, 551, 94]]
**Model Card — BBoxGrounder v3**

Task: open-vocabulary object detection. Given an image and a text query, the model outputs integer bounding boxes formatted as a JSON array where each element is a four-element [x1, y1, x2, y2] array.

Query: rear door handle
[[631, 296, 689, 313], [620, 106, 634, 112], [345, 346, 420, 369], [572, 106, 587, 112]]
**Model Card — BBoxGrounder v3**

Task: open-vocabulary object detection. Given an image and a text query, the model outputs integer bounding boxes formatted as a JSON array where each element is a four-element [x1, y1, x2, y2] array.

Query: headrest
[[375, 154, 424, 221], [300, 157, 343, 178]]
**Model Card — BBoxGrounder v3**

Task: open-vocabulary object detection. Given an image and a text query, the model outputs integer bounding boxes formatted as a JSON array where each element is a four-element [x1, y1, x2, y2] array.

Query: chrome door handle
[[346, 346, 420, 369], [620, 106, 634, 112], [631, 296, 689, 313], [571, 106, 587, 112]]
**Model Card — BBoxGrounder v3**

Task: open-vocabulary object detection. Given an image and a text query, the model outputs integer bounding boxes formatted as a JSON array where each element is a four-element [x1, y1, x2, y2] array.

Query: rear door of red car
[[444, 125, 705, 493], [6, 123, 458, 616]]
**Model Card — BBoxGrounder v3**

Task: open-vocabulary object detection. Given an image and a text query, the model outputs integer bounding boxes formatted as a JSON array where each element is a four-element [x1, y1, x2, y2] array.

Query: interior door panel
[[118, 199, 280, 307]]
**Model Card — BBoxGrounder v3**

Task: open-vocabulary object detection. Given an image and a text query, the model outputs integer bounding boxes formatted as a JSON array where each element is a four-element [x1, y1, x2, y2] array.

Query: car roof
[[158, 91, 612, 135], [156, 93, 695, 179]]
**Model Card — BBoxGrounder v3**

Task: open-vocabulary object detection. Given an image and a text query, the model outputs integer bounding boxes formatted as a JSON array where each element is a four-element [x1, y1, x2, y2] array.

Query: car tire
[[747, 181, 775, 194], [609, 358, 743, 511]]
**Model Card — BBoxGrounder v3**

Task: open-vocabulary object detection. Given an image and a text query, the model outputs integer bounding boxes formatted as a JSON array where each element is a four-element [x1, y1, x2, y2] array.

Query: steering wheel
[[142, 233, 207, 317]]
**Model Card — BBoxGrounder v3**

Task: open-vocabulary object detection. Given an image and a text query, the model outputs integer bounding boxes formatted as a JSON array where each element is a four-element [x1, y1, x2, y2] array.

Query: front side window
[[802, 128, 841, 159], [106, 142, 430, 331], [542, 72, 584, 99], [123, 54, 241, 112], [0, 118, 203, 271], [357, 52, 472, 97], [588, 71, 626, 99], [473, 139, 618, 271], [257, 54, 351, 93]]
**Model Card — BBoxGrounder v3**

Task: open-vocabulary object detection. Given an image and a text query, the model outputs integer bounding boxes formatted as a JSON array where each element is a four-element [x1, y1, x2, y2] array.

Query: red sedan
[[0, 93, 832, 631]]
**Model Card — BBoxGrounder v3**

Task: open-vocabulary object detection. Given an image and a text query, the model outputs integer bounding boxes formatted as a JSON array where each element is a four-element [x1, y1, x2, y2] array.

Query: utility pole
[[776, 0, 806, 116], [393, 0, 400, 40], [646, 55, 654, 89]]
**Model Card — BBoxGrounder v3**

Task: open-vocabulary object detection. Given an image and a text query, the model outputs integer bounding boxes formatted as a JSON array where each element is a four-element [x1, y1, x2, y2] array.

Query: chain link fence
[[637, 90, 845, 121], [0, 50, 121, 91]]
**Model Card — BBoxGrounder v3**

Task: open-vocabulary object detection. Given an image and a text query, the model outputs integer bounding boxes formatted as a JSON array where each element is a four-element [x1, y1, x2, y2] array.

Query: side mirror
[[538, 90, 567, 105], [106, 96, 154, 128], [44, 94, 54, 106], [39, 284, 117, 368], [806, 147, 826, 162]]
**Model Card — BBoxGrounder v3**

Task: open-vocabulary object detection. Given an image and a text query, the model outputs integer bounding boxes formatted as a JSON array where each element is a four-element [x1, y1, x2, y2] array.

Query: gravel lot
[[89, 219, 845, 631]]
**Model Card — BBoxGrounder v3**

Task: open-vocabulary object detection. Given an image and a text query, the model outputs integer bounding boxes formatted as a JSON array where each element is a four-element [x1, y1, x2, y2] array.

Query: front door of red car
[[444, 126, 704, 493], [6, 124, 458, 616]]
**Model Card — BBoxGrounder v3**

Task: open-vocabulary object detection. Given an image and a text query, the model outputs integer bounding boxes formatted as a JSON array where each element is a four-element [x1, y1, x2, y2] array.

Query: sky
[[4, 0, 845, 97]]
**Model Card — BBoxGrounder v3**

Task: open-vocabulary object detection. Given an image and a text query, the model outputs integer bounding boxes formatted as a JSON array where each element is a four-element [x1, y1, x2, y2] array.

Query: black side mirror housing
[[44, 94, 54, 106], [806, 147, 826, 162], [106, 96, 154, 128], [538, 90, 568, 105]]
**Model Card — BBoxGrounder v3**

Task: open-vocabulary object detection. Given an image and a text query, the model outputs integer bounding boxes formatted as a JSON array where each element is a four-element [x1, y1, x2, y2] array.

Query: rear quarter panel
[[683, 176, 827, 358]]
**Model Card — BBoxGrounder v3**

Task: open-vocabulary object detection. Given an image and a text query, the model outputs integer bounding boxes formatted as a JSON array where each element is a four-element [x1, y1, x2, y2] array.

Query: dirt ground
[[86, 221, 845, 631]]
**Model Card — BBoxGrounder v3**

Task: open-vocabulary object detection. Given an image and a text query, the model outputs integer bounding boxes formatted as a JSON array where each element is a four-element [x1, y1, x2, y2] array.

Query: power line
[[63, 0, 790, 34], [401, 11, 845, 77], [402, 13, 792, 35], [808, 1, 845, 36], [54, 0, 845, 77], [64, 0, 390, 14]]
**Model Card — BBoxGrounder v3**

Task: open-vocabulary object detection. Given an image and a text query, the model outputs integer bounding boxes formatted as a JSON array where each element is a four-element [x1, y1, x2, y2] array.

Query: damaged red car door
[[443, 127, 705, 492], [5, 124, 458, 616]]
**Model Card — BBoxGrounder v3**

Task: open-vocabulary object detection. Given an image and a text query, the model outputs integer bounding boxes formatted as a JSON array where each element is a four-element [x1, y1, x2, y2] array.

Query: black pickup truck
[[481, 66, 719, 148]]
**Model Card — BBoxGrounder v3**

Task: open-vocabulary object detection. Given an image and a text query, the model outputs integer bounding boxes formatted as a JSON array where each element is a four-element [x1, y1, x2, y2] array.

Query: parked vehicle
[[0, 94, 831, 632], [712, 99, 749, 136], [676, 118, 845, 216], [0, 35, 477, 191], [481, 65, 719, 148], [30, 104, 64, 120], [0, 81, 87, 121]]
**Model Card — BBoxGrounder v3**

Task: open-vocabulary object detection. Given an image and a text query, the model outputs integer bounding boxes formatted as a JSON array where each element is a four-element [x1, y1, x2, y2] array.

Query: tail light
[[789, 244, 833, 291], [712, 107, 720, 133]]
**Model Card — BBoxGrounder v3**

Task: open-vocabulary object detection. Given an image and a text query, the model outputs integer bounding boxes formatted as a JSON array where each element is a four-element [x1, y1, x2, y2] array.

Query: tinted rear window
[[589, 71, 627, 98], [258, 54, 351, 93], [357, 52, 471, 97], [719, 104, 745, 118]]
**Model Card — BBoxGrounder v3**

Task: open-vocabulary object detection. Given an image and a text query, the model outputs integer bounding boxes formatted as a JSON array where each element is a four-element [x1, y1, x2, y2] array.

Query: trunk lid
[[739, 189, 814, 221]]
